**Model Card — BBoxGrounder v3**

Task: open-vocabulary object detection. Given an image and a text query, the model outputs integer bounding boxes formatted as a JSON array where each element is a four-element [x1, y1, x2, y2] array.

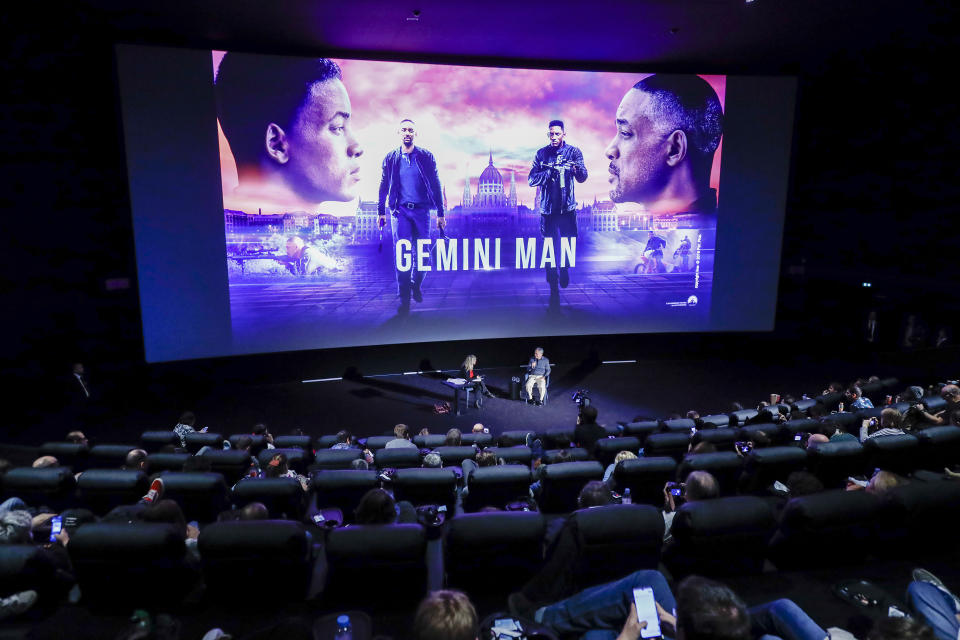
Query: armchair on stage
[[520, 372, 550, 404]]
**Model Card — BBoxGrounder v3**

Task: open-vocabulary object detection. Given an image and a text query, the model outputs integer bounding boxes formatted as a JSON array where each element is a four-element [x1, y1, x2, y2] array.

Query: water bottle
[[335, 615, 352, 640], [623, 488, 632, 505]]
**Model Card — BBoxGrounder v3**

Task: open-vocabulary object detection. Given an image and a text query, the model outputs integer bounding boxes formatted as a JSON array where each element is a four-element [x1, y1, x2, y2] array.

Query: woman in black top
[[460, 355, 494, 400]]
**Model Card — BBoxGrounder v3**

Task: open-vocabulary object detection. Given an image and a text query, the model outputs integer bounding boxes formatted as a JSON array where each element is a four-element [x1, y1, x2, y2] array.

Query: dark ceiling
[[75, 0, 945, 73]]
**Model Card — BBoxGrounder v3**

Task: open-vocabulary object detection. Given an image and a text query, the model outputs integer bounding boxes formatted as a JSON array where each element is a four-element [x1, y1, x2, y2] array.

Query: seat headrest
[[916, 426, 960, 444], [158, 471, 228, 491], [448, 511, 545, 544], [310, 469, 378, 488], [662, 419, 696, 432], [468, 466, 531, 484], [729, 409, 759, 424], [594, 437, 641, 451], [257, 448, 309, 467], [699, 415, 730, 428], [232, 477, 303, 497], [747, 446, 808, 466], [77, 469, 146, 489], [433, 446, 477, 461], [364, 436, 394, 449], [645, 432, 691, 448], [461, 433, 493, 447], [573, 503, 664, 541], [863, 434, 919, 451], [680, 452, 743, 471], [88, 444, 137, 457], [69, 523, 186, 557], [485, 447, 532, 464], [198, 520, 309, 556], [375, 448, 421, 463], [326, 523, 425, 557], [1, 466, 75, 490], [809, 440, 863, 456], [147, 452, 192, 468], [273, 435, 312, 449], [228, 434, 266, 449], [141, 431, 179, 441], [184, 433, 225, 446], [543, 448, 590, 464], [413, 435, 447, 448], [39, 442, 89, 456], [616, 457, 677, 474], [393, 468, 457, 485], [541, 460, 604, 480], [673, 496, 775, 533], [780, 489, 881, 527]]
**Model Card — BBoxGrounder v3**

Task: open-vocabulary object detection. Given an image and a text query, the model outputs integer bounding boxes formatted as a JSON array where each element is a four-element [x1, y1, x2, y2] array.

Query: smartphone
[[689, 426, 696, 436], [49, 515, 63, 542], [670, 487, 682, 497], [632, 587, 662, 639], [794, 433, 803, 442]]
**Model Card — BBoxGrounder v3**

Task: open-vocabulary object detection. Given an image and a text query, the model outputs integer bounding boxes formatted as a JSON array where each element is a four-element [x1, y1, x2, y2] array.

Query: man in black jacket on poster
[[378, 119, 446, 314], [528, 120, 588, 304]]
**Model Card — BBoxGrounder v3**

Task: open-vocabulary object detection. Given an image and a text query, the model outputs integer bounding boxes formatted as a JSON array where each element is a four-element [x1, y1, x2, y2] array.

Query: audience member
[[218, 501, 270, 522], [386, 424, 417, 449], [173, 411, 199, 447], [413, 590, 477, 640], [472, 423, 486, 434], [252, 423, 275, 448], [423, 452, 443, 468], [350, 458, 370, 470], [353, 488, 416, 524], [233, 436, 261, 477], [906, 568, 960, 640], [845, 385, 874, 410], [663, 471, 719, 542], [263, 452, 309, 490], [419, 428, 431, 436], [32, 456, 59, 468], [848, 470, 908, 496], [123, 448, 149, 472], [806, 433, 830, 450], [573, 405, 605, 455], [65, 431, 88, 447], [864, 408, 906, 439], [331, 430, 355, 450], [445, 428, 462, 446], [602, 450, 637, 483]]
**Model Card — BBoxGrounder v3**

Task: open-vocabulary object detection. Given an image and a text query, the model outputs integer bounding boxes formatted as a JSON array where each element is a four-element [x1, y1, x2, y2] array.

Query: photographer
[[573, 405, 605, 457], [863, 408, 906, 439], [662, 471, 719, 543]]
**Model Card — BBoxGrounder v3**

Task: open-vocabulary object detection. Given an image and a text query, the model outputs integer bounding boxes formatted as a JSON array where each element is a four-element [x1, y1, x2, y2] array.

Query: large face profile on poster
[[212, 51, 726, 353]]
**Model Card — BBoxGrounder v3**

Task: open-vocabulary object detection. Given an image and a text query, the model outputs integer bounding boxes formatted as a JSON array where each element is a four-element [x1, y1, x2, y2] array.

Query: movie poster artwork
[[213, 51, 725, 351]]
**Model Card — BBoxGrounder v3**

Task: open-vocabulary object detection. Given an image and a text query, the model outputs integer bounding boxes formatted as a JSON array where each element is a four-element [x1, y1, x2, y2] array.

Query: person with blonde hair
[[460, 354, 494, 404], [603, 450, 637, 483]]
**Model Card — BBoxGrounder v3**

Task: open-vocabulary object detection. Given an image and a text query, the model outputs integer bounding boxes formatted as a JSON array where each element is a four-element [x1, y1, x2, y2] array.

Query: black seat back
[[728, 409, 759, 426], [461, 433, 493, 448], [311, 449, 363, 470], [621, 421, 660, 443], [392, 468, 458, 511], [432, 446, 477, 467], [0, 544, 59, 599], [915, 426, 960, 471], [39, 442, 89, 471], [700, 414, 730, 428], [273, 435, 312, 450], [310, 470, 379, 522], [737, 423, 785, 445], [643, 433, 691, 462], [140, 431, 180, 453], [739, 447, 808, 495], [611, 457, 677, 507], [593, 437, 642, 467], [863, 434, 920, 476], [485, 446, 533, 466], [807, 441, 865, 489], [539, 461, 604, 513], [463, 466, 532, 512], [413, 434, 447, 449], [446, 511, 545, 595], [498, 431, 534, 447], [543, 429, 575, 449], [76, 469, 149, 515], [571, 504, 664, 588], [316, 435, 339, 449], [146, 452, 192, 474], [184, 433, 225, 454], [677, 452, 744, 496], [375, 447, 422, 470], [662, 418, 696, 433], [157, 471, 231, 523], [86, 444, 137, 469], [1, 467, 77, 512], [543, 448, 591, 464], [201, 449, 254, 485], [228, 434, 268, 456], [198, 520, 313, 601], [690, 429, 738, 450], [257, 448, 312, 474], [231, 477, 306, 520], [878, 481, 960, 554], [364, 436, 394, 450]]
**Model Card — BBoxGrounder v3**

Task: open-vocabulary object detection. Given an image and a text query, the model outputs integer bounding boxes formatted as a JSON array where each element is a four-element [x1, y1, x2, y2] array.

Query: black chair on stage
[[311, 449, 363, 470], [183, 432, 225, 454], [311, 470, 379, 522], [375, 447, 422, 470], [68, 523, 199, 608], [157, 471, 231, 523], [274, 435, 313, 451], [86, 444, 138, 469], [462, 466, 532, 512], [485, 446, 533, 466], [677, 452, 744, 496], [807, 440, 865, 489], [593, 437, 642, 467], [664, 496, 776, 579], [0, 467, 77, 513], [199, 520, 316, 602], [610, 457, 677, 507], [768, 490, 881, 570], [445, 511, 545, 596], [863, 434, 920, 476], [140, 431, 180, 453], [643, 433, 690, 462], [393, 468, 458, 512], [570, 504, 664, 589], [76, 469, 149, 515], [257, 447, 312, 474], [538, 461, 604, 513], [38, 442, 89, 471]]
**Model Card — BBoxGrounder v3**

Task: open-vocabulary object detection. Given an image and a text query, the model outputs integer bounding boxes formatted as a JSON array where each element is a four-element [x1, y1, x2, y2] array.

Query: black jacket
[[378, 147, 445, 217], [528, 143, 587, 216]]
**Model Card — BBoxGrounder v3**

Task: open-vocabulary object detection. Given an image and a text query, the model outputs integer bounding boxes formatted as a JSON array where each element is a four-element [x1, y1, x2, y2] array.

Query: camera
[[734, 441, 754, 455], [666, 482, 684, 497], [571, 389, 591, 408]]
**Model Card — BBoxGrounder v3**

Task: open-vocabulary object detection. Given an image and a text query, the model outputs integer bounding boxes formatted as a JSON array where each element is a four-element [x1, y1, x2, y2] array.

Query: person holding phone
[[460, 355, 494, 401], [661, 471, 719, 543]]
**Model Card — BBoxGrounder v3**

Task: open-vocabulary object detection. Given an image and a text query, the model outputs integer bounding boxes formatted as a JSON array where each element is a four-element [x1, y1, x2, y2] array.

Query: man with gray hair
[[604, 74, 723, 221], [525, 347, 551, 405]]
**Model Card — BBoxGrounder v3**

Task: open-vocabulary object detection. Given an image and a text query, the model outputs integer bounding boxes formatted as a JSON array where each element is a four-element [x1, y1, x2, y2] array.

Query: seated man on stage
[[525, 347, 551, 405]]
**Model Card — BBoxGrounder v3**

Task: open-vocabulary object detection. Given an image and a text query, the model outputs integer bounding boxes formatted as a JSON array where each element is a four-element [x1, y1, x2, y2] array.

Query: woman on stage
[[460, 355, 495, 405]]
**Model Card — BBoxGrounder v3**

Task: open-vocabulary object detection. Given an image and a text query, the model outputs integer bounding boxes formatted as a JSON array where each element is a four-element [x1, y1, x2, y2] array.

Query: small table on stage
[[442, 379, 474, 415]]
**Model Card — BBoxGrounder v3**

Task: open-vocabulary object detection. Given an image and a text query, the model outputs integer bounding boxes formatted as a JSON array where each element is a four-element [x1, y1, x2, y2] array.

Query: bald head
[[684, 470, 719, 501], [806, 433, 829, 450]]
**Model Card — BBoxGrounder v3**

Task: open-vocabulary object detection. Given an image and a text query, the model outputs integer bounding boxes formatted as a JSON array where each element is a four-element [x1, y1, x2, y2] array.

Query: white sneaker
[[0, 590, 37, 621]]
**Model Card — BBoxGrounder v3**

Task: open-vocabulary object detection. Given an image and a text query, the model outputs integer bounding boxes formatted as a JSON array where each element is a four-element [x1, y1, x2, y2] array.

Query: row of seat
[[6, 473, 958, 612]]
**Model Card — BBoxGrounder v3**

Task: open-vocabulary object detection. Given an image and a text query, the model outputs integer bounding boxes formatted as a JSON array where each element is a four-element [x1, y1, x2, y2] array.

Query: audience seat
[[310, 470, 379, 522], [593, 436, 642, 467], [68, 522, 199, 607], [768, 490, 881, 569], [374, 447, 421, 470], [820, 412, 858, 436], [570, 504, 664, 588], [915, 426, 960, 471], [140, 431, 180, 453], [860, 381, 884, 404], [782, 419, 819, 438], [413, 434, 446, 449], [738, 423, 785, 445], [739, 447, 808, 495], [806, 440, 865, 489], [392, 468, 458, 512], [183, 432, 224, 454], [621, 421, 660, 443], [316, 435, 339, 449], [461, 433, 493, 448], [146, 452, 192, 474], [879, 377, 899, 393], [790, 399, 818, 414], [677, 452, 744, 496], [485, 446, 533, 466], [323, 524, 435, 609], [76, 469, 149, 515], [877, 481, 960, 555], [543, 429, 575, 449], [158, 471, 231, 523], [662, 418, 697, 433], [538, 461, 604, 513], [86, 444, 137, 469], [0, 544, 63, 605], [1, 467, 77, 512], [543, 448, 591, 464], [198, 520, 315, 601], [201, 449, 255, 485], [818, 392, 843, 409], [664, 496, 776, 578], [499, 430, 535, 447], [311, 449, 363, 470], [257, 447, 312, 474], [462, 466, 532, 512], [363, 435, 394, 450], [729, 409, 759, 426], [273, 435, 312, 451], [862, 434, 920, 476], [643, 432, 691, 462], [610, 457, 677, 507], [432, 446, 477, 467], [445, 511, 545, 595], [228, 434, 268, 456], [699, 414, 730, 428], [922, 395, 948, 413], [38, 442, 89, 471], [690, 429, 738, 451]]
